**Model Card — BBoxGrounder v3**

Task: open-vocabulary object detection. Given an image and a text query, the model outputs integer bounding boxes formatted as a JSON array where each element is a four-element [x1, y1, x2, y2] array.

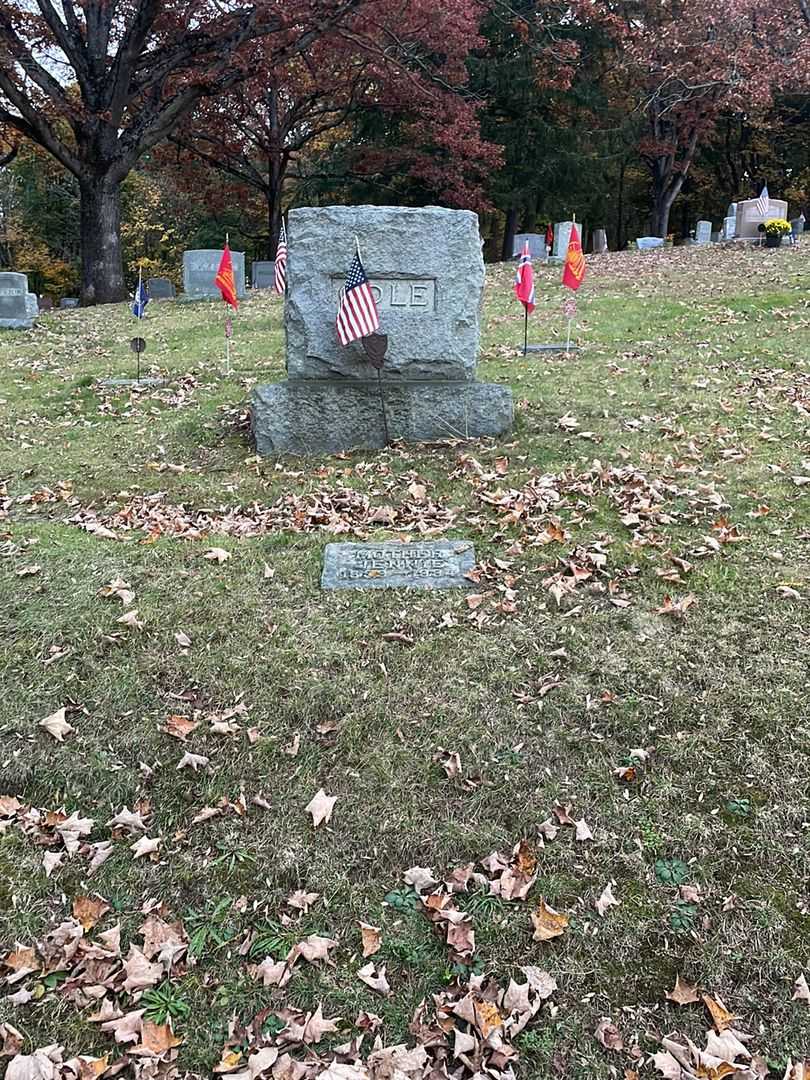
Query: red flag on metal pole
[[215, 241, 239, 310], [562, 223, 586, 291], [514, 240, 535, 312]]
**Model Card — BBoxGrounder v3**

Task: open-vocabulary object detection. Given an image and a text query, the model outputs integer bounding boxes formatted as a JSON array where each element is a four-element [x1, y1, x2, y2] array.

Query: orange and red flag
[[215, 242, 238, 310], [562, 223, 586, 291]]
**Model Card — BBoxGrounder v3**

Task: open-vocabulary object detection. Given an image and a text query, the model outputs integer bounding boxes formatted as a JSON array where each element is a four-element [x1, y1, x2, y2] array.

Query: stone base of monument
[[252, 379, 513, 455], [0, 318, 33, 330]]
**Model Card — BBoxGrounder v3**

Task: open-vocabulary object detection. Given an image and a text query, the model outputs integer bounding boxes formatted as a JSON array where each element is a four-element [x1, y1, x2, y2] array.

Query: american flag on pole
[[756, 184, 770, 217], [274, 219, 287, 295], [336, 247, 379, 346]]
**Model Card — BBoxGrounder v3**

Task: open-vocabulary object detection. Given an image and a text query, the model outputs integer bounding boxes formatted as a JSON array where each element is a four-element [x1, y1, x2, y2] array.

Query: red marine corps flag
[[562, 223, 586, 291], [215, 240, 239, 310]]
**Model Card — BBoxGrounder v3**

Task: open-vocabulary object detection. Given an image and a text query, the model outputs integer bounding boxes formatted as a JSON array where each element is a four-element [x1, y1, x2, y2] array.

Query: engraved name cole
[[332, 277, 436, 313]]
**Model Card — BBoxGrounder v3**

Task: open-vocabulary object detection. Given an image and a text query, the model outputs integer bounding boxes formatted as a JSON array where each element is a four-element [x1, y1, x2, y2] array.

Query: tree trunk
[[616, 160, 626, 250], [501, 205, 518, 261], [79, 176, 126, 304]]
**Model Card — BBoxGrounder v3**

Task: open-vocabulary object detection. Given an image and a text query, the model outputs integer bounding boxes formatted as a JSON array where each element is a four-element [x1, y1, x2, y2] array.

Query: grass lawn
[[1, 242, 809, 1079]]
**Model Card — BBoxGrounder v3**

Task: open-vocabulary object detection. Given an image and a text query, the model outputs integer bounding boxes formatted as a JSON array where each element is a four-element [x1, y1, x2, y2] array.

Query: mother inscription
[[322, 541, 475, 590]]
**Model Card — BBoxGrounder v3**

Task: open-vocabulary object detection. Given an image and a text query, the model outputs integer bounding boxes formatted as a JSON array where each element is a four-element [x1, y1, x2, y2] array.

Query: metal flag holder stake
[[523, 304, 529, 356], [132, 264, 147, 381], [130, 334, 146, 380], [353, 232, 391, 447]]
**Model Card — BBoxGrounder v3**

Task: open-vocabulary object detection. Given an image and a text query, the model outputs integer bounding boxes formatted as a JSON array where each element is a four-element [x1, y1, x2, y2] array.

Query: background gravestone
[[252, 205, 513, 454], [552, 221, 574, 259], [60, 298, 79, 309], [592, 228, 608, 254], [25, 293, 39, 318], [695, 220, 712, 244], [512, 233, 547, 260], [182, 250, 246, 300], [636, 236, 664, 251], [722, 215, 736, 240], [0, 272, 33, 329], [735, 197, 788, 239], [147, 277, 176, 299], [252, 261, 276, 289]]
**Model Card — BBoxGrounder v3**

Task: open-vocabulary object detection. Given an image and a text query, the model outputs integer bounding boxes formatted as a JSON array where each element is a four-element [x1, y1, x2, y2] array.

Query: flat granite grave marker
[[182, 249, 246, 300], [322, 540, 475, 590], [0, 272, 33, 329], [251, 205, 513, 454], [60, 298, 80, 309]]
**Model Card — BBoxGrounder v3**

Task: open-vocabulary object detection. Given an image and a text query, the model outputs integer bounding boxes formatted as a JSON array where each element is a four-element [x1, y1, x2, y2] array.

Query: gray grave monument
[[251, 205, 513, 455], [182, 249, 246, 300], [512, 233, 547, 260], [722, 215, 736, 240], [552, 221, 574, 259], [735, 197, 788, 239], [60, 298, 80, 309], [147, 277, 176, 299], [636, 236, 664, 251], [695, 220, 712, 244], [592, 228, 608, 254], [252, 261, 276, 289], [25, 292, 38, 318], [0, 272, 33, 329], [322, 540, 475, 590]]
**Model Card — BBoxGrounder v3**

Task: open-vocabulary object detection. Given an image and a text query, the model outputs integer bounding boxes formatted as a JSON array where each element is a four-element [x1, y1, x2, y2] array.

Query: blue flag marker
[[131, 278, 149, 318]]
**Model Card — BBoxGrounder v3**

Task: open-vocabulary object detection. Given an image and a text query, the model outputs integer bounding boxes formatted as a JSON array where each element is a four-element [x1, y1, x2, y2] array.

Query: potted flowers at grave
[[760, 218, 791, 248]]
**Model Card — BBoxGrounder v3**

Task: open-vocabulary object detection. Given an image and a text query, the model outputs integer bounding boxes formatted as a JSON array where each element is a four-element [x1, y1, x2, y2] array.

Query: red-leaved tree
[[163, 0, 499, 257], [0, 0, 365, 303]]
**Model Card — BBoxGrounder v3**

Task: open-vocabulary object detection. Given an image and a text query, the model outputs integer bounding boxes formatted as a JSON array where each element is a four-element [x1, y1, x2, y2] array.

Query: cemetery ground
[[0, 242, 809, 1079]]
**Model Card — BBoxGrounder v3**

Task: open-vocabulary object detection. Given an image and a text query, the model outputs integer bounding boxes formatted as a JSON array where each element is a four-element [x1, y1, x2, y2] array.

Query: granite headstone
[[735, 197, 788, 239], [0, 272, 33, 329], [636, 236, 664, 251], [147, 277, 176, 299], [60, 298, 80, 309], [552, 221, 574, 259], [182, 250, 246, 299], [322, 540, 475, 590], [722, 215, 736, 240], [25, 292, 38, 318], [251, 205, 513, 454], [695, 220, 712, 244], [512, 233, 547, 260], [252, 261, 276, 289], [592, 228, 608, 254]]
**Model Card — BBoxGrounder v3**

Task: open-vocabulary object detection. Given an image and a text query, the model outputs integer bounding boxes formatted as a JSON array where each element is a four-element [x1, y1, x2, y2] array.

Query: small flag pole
[[225, 233, 231, 375], [566, 214, 576, 353], [523, 305, 528, 356], [136, 264, 143, 381]]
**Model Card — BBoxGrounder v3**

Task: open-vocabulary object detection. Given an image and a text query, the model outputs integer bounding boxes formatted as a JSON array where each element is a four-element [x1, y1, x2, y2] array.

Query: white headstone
[[636, 236, 664, 251], [722, 216, 736, 240], [553, 221, 574, 258], [695, 220, 712, 244]]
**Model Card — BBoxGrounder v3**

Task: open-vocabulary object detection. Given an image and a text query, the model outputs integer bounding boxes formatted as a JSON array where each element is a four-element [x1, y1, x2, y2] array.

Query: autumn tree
[[602, 0, 807, 237], [165, 0, 500, 258], [0, 0, 363, 304]]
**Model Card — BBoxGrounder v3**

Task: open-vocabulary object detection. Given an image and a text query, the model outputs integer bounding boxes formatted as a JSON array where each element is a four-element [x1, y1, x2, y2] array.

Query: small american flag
[[274, 219, 287, 295], [756, 184, 770, 218], [336, 248, 379, 346]]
